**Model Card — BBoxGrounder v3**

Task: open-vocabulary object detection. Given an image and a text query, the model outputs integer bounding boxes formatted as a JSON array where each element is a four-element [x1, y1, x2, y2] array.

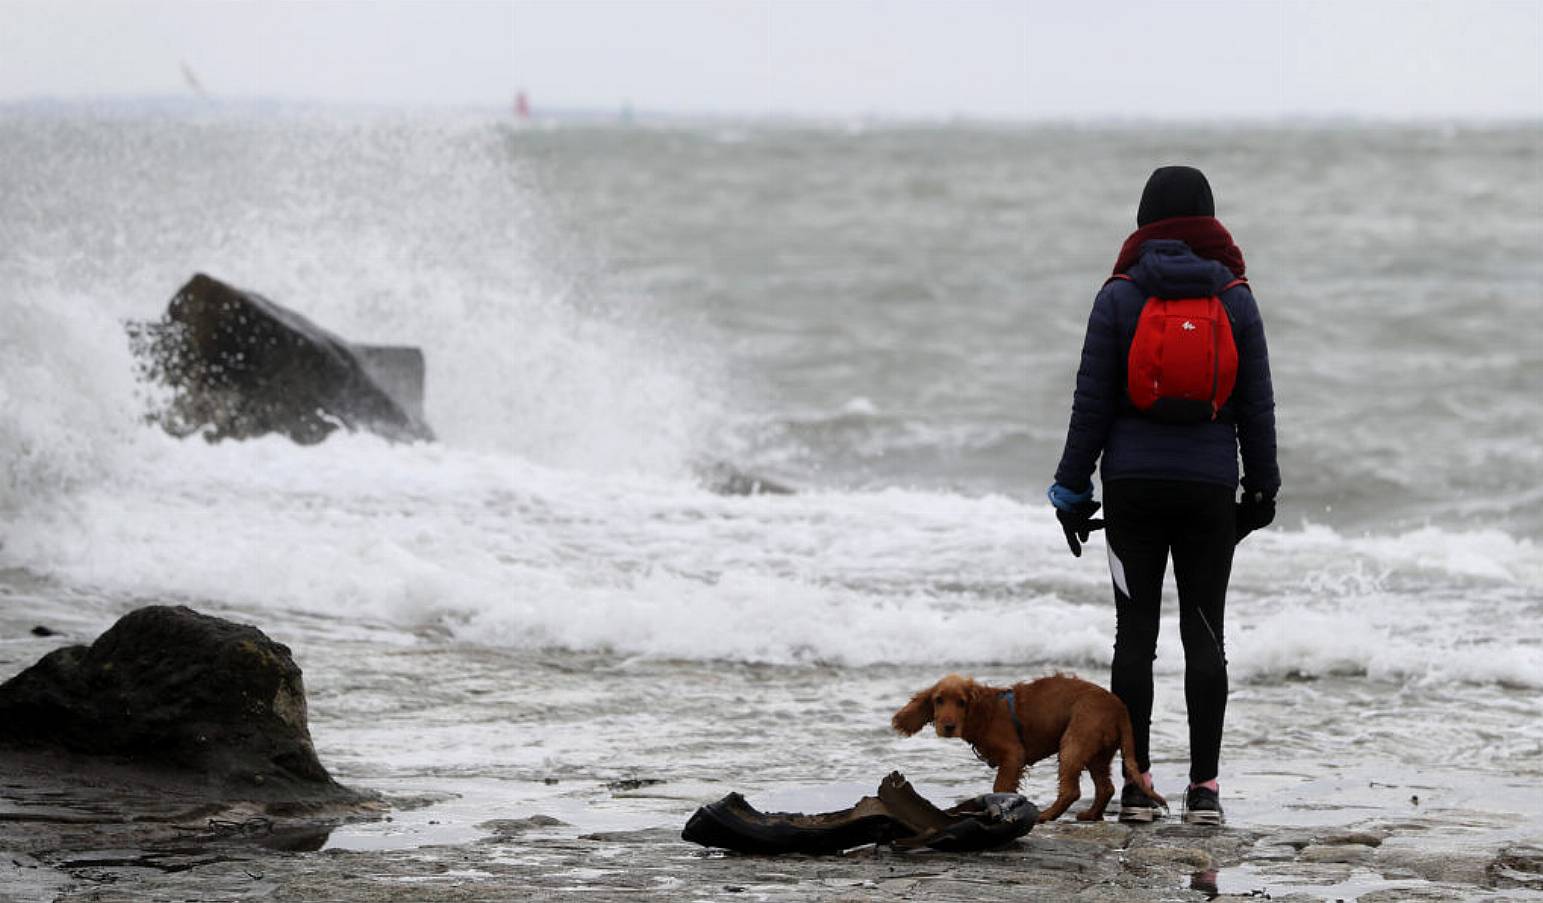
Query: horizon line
[[3, 93, 1540, 128]]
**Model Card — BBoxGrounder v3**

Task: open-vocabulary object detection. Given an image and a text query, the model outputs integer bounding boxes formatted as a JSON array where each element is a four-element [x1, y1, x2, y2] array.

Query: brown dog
[[891, 673, 1165, 822]]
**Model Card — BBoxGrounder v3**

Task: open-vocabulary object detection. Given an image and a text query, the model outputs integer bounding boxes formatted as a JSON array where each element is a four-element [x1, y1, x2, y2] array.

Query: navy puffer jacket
[[1053, 239, 1280, 495]]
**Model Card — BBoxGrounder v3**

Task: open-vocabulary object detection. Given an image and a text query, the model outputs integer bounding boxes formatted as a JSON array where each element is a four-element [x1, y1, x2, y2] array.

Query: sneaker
[[1118, 781, 1160, 823], [1183, 784, 1225, 826]]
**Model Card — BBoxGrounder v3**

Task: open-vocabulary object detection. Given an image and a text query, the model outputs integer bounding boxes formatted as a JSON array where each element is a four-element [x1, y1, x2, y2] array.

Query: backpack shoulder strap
[[1216, 278, 1248, 329], [1103, 273, 1148, 301]]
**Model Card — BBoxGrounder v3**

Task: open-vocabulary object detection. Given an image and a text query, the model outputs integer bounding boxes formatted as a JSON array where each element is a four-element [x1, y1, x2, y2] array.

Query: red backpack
[[1110, 273, 1245, 423]]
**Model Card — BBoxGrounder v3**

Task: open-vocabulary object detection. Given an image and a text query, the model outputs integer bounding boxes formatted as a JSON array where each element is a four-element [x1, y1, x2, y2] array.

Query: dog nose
[[940, 724, 955, 736]]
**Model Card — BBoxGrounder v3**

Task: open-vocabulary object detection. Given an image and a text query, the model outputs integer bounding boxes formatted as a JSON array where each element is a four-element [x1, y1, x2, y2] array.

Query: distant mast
[[180, 61, 208, 99], [514, 91, 531, 120]]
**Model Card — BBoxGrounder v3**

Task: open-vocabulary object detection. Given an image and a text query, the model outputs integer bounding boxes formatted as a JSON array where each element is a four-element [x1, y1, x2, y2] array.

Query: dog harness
[[998, 689, 1023, 736]]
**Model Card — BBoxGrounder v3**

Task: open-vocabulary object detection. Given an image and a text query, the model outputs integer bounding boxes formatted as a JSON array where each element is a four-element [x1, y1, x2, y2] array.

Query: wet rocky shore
[[3, 607, 1541, 902], [6, 768, 1543, 902]]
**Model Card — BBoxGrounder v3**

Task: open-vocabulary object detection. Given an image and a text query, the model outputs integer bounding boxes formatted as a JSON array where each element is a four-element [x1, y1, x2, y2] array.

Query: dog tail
[[1118, 706, 1167, 808]]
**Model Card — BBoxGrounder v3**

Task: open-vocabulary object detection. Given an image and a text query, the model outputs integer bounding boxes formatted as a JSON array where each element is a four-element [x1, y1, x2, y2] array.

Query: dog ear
[[891, 685, 936, 736]]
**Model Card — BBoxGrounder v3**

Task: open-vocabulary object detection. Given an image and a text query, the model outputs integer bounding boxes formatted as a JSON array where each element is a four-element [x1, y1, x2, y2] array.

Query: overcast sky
[[2, 0, 1540, 120]]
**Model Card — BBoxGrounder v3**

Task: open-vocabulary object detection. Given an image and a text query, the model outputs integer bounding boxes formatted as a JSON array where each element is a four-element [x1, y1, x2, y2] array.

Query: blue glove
[[1047, 483, 1093, 512], [1047, 483, 1104, 557]]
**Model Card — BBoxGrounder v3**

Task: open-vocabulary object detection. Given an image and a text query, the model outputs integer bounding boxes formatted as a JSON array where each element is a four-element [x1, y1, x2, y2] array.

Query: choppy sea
[[2, 108, 1540, 868]]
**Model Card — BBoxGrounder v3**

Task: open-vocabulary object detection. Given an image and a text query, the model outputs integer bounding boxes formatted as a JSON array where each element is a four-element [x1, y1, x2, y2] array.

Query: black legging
[[1104, 478, 1235, 785]]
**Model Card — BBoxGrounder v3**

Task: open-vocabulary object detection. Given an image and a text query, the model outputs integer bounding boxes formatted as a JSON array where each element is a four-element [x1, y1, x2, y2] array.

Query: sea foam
[[4, 428, 1539, 687]]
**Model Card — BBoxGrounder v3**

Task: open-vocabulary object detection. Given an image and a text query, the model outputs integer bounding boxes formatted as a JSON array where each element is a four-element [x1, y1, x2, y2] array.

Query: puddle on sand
[[322, 777, 686, 852], [1191, 862, 1423, 900]]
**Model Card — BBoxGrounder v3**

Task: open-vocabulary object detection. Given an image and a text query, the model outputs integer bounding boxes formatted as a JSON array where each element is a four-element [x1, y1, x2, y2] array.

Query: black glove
[[1234, 490, 1276, 544], [1056, 500, 1105, 557]]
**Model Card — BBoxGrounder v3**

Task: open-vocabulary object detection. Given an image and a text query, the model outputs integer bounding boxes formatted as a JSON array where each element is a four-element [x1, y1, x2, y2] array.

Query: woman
[[1047, 166, 1280, 825]]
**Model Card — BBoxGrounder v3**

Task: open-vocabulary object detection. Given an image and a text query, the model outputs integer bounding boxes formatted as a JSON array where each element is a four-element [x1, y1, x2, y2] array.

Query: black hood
[[1137, 166, 1215, 227]]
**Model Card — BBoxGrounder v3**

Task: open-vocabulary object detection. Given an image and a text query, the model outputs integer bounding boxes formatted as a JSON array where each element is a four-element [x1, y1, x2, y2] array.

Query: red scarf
[[1112, 216, 1246, 278]]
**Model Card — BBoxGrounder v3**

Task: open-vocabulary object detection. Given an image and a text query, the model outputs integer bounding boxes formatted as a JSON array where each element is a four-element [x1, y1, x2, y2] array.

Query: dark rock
[[0, 605, 362, 803], [354, 345, 427, 426], [700, 463, 794, 496], [29, 625, 57, 637], [605, 778, 666, 792], [1492, 843, 1543, 889], [127, 273, 433, 444]]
